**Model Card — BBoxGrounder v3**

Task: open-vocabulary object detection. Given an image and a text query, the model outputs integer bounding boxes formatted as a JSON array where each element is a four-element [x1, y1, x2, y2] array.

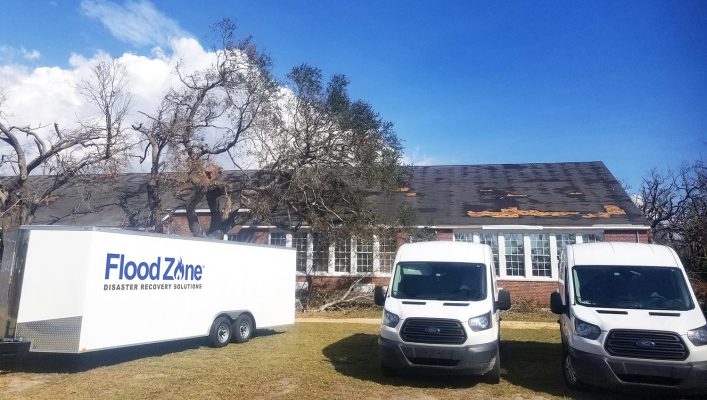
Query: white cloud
[[0, 45, 41, 63], [0, 37, 220, 172], [21, 48, 41, 61], [403, 148, 441, 166], [80, 0, 191, 48]]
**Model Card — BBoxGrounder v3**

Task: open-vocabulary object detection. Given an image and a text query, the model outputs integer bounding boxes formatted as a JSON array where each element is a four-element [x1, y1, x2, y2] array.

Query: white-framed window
[[229, 231, 251, 242], [581, 233, 603, 243], [504, 234, 525, 276], [453, 232, 474, 242], [293, 232, 308, 272], [356, 238, 373, 273], [555, 233, 576, 263], [378, 236, 396, 273], [479, 233, 500, 276], [334, 238, 351, 273], [269, 232, 287, 247], [530, 233, 552, 277], [311, 233, 329, 272]]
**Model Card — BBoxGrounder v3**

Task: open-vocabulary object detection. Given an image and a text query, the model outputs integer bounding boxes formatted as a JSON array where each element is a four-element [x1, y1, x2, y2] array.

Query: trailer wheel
[[208, 316, 232, 348], [233, 314, 254, 343]]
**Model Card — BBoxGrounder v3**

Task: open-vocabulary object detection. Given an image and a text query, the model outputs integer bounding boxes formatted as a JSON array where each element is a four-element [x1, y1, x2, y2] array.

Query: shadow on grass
[[501, 339, 633, 400], [322, 333, 636, 398], [322, 333, 480, 388], [1, 329, 282, 374]]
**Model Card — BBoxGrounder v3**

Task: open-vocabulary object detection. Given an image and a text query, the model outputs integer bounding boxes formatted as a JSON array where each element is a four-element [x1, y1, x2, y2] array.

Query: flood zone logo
[[104, 253, 203, 281]]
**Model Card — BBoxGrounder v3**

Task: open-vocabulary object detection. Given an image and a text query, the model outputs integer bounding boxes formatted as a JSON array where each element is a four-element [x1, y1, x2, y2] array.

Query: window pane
[[454, 232, 474, 242], [228, 231, 251, 242], [378, 236, 396, 273], [270, 232, 286, 247], [573, 266, 694, 311], [555, 233, 576, 264], [334, 238, 351, 273], [391, 262, 487, 301], [505, 234, 525, 276], [293, 232, 308, 273], [312, 233, 329, 272], [479, 233, 500, 276], [582, 233, 603, 243], [356, 238, 373, 273], [531, 234, 551, 277]]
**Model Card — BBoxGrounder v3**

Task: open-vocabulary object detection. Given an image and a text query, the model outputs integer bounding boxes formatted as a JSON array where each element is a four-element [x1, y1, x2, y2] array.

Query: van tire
[[233, 314, 254, 343], [208, 316, 232, 348], [562, 345, 585, 391], [483, 346, 501, 384]]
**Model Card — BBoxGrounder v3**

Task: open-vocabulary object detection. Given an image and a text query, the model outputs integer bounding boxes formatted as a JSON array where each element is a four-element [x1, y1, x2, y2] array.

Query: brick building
[[163, 161, 650, 305], [21, 161, 650, 305]]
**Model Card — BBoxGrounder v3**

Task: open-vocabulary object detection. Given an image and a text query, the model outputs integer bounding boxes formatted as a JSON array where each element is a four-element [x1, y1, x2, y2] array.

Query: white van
[[374, 241, 511, 382], [550, 242, 707, 394]]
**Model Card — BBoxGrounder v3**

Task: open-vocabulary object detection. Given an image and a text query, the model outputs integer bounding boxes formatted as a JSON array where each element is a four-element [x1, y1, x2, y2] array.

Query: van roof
[[396, 241, 489, 263], [568, 242, 680, 268]]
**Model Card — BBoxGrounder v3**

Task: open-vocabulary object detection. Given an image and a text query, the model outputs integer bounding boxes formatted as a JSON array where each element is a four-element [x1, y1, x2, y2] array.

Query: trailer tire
[[209, 316, 232, 348], [233, 314, 254, 343]]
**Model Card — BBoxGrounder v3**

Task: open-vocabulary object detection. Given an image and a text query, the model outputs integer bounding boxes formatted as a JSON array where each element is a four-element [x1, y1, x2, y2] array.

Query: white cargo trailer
[[0, 226, 295, 356]]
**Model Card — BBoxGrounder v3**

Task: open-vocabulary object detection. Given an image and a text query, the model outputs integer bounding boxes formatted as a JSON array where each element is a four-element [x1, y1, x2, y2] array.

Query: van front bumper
[[378, 336, 497, 375], [569, 346, 707, 394]]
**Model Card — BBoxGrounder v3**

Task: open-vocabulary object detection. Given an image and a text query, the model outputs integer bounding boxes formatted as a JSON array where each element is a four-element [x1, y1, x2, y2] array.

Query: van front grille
[[605, 330, 688, 361], [400, 318, 466, 345]]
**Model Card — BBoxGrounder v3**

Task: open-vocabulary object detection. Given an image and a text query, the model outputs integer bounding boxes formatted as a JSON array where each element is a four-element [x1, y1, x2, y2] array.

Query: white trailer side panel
[[15, 228, 295, 353]]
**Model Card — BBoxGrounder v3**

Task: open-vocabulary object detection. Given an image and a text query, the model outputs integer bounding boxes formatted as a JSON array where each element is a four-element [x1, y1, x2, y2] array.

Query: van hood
[[573, 305, 707, 334], [385, 297, 491, 321]]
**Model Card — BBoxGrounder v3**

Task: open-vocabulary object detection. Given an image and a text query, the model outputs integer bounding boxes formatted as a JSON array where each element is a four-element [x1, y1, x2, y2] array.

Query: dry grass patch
[[0, 323, 635, 400]]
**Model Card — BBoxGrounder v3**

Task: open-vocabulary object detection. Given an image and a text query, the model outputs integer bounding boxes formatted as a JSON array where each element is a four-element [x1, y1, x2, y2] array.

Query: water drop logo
[[173, 258, 185, 280]]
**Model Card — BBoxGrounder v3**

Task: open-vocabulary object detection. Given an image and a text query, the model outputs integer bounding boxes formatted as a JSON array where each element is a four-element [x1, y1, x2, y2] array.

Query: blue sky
[[1, 0, 705, 191]]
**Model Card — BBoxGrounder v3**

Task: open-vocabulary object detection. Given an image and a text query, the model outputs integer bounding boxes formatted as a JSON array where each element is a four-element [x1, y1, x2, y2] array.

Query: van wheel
[[562, 345, 585, 390], [208, 316, 232, 348], [233, 314, 254, 343], [483, 346, 501, 384]]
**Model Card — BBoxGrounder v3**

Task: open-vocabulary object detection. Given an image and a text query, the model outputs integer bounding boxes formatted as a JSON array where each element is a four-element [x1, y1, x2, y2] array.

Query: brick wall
[[497, 280, 557, 307], [163, 215, 212, 236], [436, 229, 453, 241], [604, 230, 649, 243]]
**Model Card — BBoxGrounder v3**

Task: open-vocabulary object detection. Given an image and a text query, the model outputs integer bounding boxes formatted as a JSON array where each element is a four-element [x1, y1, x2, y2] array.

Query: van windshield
[[572, 266, 694, 311], [391, 262, 487, 301]]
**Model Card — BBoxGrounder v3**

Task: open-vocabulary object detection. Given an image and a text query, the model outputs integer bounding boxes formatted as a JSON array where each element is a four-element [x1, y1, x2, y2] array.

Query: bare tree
[[0, 59, 131, 257], [135, 19, 278, 236], [639, 160, 707, 272], [212, 64, 405, 238]]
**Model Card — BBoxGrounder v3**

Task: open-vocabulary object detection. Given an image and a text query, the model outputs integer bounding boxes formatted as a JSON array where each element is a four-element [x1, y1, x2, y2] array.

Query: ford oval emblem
[[425, 327, 441, 334], [636, 340, 656, 349]]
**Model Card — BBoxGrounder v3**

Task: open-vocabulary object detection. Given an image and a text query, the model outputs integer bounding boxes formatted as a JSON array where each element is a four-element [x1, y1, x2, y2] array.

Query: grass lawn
[[0, 323, 636, 399]]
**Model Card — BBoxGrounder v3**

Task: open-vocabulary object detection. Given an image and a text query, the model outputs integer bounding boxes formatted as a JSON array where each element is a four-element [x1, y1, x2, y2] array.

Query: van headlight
[[382, 310, 400, 328], [468, 311, 492, 331], [573, 317, 601, 340], [688, 325, 707, 346]]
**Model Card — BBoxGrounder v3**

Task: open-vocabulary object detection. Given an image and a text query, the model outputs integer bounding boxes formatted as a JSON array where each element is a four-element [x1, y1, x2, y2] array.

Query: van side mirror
[[550, 292, 566, 314], [374, 286, 387, 307], [495, 289, 511, 311]]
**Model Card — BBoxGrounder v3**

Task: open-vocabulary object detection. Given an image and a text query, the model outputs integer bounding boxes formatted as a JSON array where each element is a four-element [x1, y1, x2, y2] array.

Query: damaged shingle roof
[[368, 161, 648, 227], [8, 161, 648, 228]]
